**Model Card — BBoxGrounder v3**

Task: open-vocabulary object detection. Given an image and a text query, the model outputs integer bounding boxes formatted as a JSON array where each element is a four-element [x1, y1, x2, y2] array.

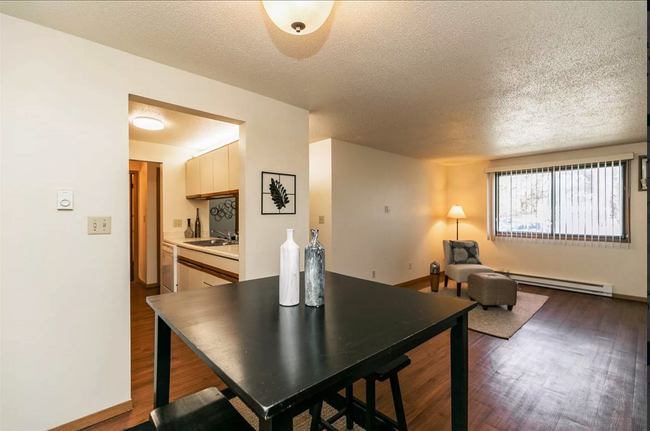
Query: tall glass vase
[[279, 229, 300, 306], [305, 229, 325, 307]]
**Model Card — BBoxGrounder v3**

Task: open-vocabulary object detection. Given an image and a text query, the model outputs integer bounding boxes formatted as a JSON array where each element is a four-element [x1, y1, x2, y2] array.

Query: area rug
[[230, 397, 365, 430], [419, 284, 548, 339]]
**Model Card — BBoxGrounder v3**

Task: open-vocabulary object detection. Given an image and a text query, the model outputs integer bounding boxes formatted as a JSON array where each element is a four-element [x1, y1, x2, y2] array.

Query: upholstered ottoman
[[468, 273, 518, 311]]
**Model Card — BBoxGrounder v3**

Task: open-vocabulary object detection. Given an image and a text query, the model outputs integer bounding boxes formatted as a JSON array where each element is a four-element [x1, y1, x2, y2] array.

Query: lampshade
[[447, 205, 466, 219], [262, 1, 334, 35]]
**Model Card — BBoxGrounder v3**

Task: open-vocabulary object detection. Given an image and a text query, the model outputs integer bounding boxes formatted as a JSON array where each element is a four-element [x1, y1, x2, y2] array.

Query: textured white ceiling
[[1, 1, 646, 162], [129, 101, 239, 151]]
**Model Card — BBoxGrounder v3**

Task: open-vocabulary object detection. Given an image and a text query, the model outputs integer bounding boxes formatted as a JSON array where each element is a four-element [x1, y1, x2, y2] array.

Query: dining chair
[[310, 355, 411, 431], [146, 387, 254, 431]]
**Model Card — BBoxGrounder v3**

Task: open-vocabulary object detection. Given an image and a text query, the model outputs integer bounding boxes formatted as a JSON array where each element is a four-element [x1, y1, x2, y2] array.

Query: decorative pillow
[[450, 240, 482, 264]]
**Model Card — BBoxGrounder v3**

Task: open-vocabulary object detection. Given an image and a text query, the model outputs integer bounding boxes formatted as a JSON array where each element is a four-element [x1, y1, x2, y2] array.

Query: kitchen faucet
[[211, 229, 232, 240]]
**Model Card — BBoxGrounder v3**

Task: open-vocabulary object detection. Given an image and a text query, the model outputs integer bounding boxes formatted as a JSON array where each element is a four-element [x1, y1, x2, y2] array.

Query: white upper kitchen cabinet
[[212, 146, 229, 193], [228, 141, 240, 190], [200, 152, 214, 195], [185, 157, 201, 197], [186, 141, 240, 198]]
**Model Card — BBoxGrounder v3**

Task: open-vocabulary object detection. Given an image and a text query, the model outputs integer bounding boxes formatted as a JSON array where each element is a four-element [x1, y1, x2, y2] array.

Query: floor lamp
[[447, 205, 466, 240]]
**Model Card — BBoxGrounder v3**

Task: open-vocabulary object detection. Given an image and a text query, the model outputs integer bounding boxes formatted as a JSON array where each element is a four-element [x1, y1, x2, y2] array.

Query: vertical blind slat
[[617, 159, 622, 249], [607, 161, 612, 247], [589, 163, 594, 247], [597, 162, 600, 246], [509, 170, 513, 241]]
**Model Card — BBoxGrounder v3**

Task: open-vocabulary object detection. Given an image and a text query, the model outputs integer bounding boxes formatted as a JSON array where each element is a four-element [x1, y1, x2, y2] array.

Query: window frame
[[494, 161, 630, 242]]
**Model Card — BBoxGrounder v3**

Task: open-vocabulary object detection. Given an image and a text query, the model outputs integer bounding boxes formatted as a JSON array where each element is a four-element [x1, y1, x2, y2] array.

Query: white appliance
[[161, 243, 178, 295]]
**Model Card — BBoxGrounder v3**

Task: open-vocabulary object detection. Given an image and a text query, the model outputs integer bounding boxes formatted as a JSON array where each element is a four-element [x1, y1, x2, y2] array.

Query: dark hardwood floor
[[85, 283, 225, 431], [87, 280, 647, 431]]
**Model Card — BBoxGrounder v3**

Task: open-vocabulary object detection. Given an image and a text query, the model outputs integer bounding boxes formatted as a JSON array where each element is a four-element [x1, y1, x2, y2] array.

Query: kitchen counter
[[163, 237, 239, 260]]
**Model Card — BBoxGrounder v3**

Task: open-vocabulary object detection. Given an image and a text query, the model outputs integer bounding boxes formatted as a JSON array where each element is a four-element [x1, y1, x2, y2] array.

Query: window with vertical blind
[[494, 160, 630, 242]]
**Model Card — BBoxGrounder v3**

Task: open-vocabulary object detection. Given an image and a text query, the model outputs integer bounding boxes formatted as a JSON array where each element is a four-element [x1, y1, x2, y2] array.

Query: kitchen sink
[[186, 239, 235, 247]]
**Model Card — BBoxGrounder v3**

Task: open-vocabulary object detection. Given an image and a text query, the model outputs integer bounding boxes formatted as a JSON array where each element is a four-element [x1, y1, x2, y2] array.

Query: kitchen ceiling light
[[133, 116, 165, 131], [262, 1, 334, 35]]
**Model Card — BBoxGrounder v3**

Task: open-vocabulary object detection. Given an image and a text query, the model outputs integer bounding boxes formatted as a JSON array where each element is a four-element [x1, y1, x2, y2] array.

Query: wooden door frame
[[129, 170, 139, 283]]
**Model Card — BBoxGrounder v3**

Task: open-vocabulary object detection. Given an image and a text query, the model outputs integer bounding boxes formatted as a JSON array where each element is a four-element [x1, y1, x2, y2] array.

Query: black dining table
[[147, 271, 475, 431]]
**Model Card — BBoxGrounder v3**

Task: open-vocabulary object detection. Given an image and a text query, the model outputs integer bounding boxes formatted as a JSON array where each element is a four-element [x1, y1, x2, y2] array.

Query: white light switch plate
[[88, 216, 111, 235], [57, 190, 74, 210], [173, 219, 182, 227]]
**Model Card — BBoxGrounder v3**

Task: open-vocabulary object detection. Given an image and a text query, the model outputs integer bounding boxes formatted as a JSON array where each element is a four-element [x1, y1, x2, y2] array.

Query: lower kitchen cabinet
[[187, 265, 203, 290], [177, 260, 202, 291], [177, 260, 189, 291], [177, 259, 232, 291], [203, 271, 231, 287]]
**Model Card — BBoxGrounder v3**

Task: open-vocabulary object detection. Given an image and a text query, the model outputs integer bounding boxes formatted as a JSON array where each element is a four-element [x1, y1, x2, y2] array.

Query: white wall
[[310, 139, 447, 285], [0, 14, 308, 430], [238, 118, 309, 279], [445, 142, 647, 298], [309, 139, 333, 266]]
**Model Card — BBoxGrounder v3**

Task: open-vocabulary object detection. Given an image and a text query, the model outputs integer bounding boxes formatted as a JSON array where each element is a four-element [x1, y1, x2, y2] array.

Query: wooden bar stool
[[147, 387, 254, 431], [310, 355, 411, 431]]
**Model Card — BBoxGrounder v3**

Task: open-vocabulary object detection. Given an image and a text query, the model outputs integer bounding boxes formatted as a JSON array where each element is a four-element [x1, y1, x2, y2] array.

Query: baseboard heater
[[498, 272, 613, 297]]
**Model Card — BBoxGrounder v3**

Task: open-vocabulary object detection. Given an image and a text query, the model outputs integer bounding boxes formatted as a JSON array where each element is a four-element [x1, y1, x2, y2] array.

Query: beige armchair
[[443, 240, 494, 296]]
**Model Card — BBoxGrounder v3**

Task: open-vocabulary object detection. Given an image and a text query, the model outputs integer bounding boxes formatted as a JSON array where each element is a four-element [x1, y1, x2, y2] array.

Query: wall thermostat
[[57, 190, 74, 210]]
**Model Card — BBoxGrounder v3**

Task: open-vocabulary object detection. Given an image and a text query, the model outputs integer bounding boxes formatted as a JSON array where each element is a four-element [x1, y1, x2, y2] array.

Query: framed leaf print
[[261, 172, 296, 214]]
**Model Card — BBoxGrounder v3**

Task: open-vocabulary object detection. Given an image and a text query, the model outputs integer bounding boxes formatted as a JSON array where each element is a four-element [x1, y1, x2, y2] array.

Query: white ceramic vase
[[279, 229, 300, 306]]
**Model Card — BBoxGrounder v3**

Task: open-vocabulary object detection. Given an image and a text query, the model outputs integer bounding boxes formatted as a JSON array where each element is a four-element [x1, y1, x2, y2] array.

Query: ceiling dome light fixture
[[133, 116, 165, 131], [262, 1, 334, 35]]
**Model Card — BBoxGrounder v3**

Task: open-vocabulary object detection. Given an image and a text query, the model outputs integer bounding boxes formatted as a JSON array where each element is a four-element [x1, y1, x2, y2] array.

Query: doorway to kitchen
[[116, 94, 243, 429]]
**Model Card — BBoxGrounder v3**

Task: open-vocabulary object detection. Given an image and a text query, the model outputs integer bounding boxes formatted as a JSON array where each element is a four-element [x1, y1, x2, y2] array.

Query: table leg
[[309, 403, 322, 431], [366, 378, 376, 431], [346, 385, 354, 429], [450, 313, 469, 431], [153, 314, 171, 408], [259, 413, 293, 431]]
